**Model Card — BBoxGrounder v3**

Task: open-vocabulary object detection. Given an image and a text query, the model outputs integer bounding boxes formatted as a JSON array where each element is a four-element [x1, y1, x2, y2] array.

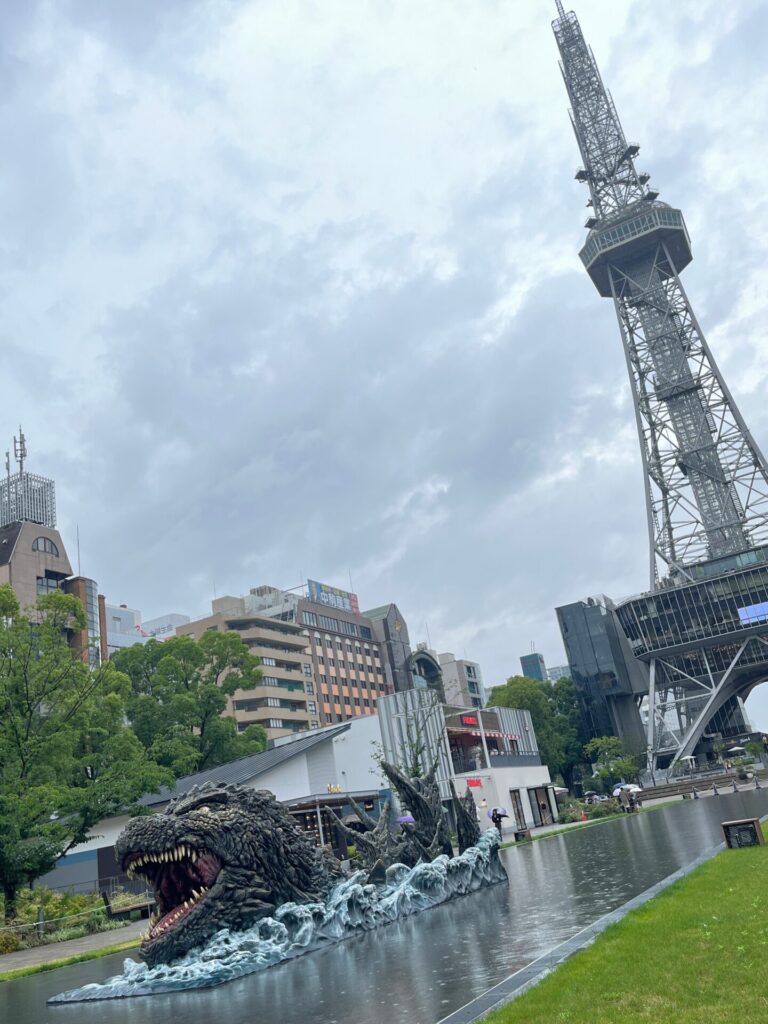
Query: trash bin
[[514, 829, 531, 842]]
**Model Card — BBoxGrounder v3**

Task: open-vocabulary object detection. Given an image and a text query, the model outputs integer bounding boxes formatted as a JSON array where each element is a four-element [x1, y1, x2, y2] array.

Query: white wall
[[330, 715, 385, 793], [455, 764, 554, 830]]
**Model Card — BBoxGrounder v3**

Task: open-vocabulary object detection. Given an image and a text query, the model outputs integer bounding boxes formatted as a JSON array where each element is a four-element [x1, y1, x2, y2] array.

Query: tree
[[488, 675, 588, 788], [112, 632, 267, 777], [584, 736, 642, 788], [0, 585, 170, 921]]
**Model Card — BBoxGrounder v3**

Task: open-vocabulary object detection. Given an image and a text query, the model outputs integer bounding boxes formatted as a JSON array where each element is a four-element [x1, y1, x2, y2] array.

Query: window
[[335, 639, 343, 650], [334, 697, 341, 706], [360, 626, 372, 639], [341, 620, 358, 637], [328, 658, 335, 667], [471, 697, 482, 708], [338, 659, 346, 669], [268, 719, 282, 729], [318, 657, 325, 666], [262, 675, 280, 686], [305, 682, 314, 695], [302, 611, 318, 626], [36, 576, 59, 595], [468, 681, 479, 694], [364, 645, 370, 655], [353, 697, 360, 706], [345, 640, 353, 651], [314, 636, 322, 646], [32, 537, 59, 556], [363, 698, 370, 707], [466, 665, 477, 679], [325, 713, 333, 723], [302, 664, 312, 676], [267, 696, 281, 707], [308, 701, 316, 713], [318, 615, 339, 632], [261, 657, 276, 667]]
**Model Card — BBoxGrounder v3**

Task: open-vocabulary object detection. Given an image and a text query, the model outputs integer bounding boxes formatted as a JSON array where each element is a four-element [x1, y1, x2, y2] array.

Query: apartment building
[[180, 600, 315, 740], [227, 583, 390, 726]]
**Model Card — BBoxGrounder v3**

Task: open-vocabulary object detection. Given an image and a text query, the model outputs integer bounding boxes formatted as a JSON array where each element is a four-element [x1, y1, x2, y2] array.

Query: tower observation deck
[[553, 4, 768, 774]]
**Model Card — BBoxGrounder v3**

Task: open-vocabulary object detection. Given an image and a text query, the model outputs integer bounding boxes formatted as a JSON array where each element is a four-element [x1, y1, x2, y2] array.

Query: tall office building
[[553, 5, 768, 770], [520, 652, 547, 682]]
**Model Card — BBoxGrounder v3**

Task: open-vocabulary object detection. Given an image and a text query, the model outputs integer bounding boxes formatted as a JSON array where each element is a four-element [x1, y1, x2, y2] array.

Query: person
[[539, 800, 551, 825], [491, 807, 507, 837], [619, 788, 631, 813]]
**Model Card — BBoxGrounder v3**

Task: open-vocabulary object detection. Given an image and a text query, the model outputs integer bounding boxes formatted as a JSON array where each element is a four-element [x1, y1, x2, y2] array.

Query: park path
[[0, 921, 143, 974]]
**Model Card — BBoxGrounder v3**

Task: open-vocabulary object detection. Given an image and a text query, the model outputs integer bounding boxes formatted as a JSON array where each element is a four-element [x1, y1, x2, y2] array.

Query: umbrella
[[487, 806, 509, 819], [626, 785, 642, 793], [727, 746, 746, 754], [612, 787, 623, 797], [396, 814, 415, 824]]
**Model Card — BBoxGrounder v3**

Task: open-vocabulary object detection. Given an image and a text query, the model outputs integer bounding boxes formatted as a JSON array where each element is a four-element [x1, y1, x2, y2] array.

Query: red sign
[[466, 778, 483, 788], [461, 714, 479, 726]]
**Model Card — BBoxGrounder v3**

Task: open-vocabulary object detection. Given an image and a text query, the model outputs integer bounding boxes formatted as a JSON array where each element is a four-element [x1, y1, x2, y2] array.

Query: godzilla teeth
[[127, 844, 204, 876]]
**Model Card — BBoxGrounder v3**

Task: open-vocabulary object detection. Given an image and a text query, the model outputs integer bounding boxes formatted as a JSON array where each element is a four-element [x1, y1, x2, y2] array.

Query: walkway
[[0, 921, 142, 975]]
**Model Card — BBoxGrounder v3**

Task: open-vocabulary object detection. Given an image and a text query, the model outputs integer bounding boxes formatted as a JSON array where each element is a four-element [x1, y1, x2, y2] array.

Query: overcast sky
[[2, 0, 768, 723]]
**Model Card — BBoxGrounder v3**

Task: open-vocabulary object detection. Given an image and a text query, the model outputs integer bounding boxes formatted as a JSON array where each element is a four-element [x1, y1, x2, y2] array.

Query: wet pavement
[[4, 788, 766, 1024]]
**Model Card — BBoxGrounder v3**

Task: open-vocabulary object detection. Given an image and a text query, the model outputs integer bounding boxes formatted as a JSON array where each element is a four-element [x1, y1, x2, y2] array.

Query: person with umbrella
[[490, 806, 508, 837]]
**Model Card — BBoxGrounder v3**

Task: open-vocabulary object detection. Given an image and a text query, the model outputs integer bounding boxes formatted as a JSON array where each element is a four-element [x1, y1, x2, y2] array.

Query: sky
[[2, 0, 768, 723]]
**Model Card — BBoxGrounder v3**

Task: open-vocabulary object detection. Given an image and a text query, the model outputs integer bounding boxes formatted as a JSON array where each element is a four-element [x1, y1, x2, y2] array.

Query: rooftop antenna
[[76, 523, 81, 576], [13, 426, 26, 474], [555, 0, 565, 17], [4, 449, 10, 523]]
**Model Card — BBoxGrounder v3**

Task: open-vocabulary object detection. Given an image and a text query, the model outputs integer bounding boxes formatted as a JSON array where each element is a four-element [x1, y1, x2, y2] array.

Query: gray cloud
[[3, 0, 768, 725]]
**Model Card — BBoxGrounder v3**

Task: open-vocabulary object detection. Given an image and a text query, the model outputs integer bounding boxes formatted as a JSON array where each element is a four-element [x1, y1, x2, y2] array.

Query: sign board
[[307, 580, 360, 615], [466, 778, 483, 788], [738, 601, 768, 626], [461, 714, 479, 726], [722, 818, 764, 848]]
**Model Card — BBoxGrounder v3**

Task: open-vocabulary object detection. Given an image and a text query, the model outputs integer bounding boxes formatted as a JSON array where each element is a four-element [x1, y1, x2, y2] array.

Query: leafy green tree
[[584, 736, 641, 787], [112, 632, 267, 776], [0, 585, 170, 921], [488, 675, 588, 788]]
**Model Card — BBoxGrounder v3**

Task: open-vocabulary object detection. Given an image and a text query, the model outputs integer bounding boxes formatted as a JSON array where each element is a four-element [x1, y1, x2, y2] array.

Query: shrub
[[558, 805, 585, 824], [0, 930, 22, 955], [586, 798, 620, 819]]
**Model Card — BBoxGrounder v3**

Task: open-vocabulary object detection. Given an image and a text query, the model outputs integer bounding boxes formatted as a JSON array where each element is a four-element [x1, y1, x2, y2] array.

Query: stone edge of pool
[[438, 813, 767, 1024]]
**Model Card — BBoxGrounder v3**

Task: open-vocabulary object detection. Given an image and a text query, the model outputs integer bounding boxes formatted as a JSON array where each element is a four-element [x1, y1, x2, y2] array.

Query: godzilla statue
[[114, 764, 503, 972], [115, 782, 340, 967]]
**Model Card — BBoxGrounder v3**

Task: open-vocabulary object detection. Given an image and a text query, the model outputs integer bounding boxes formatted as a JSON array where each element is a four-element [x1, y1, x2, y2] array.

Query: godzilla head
[[115, 782, 339, 967]]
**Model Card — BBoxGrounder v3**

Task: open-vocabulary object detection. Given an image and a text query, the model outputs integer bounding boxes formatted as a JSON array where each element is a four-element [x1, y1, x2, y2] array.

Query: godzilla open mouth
[[122, 844, 223, 943]]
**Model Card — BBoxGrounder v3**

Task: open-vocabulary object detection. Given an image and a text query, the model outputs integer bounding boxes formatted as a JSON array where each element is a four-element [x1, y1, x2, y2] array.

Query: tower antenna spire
[[14, 425, 26, 475]]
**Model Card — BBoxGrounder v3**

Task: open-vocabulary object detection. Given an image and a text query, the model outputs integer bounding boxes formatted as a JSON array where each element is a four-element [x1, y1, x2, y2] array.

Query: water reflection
[[5, 789, 767, 1024]]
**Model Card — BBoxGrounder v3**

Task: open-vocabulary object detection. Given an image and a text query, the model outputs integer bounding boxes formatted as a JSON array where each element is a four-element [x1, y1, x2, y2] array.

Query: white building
[[377, 689, 557, 833], [438, 652, 484, 708], [103, 603, 190, 657]]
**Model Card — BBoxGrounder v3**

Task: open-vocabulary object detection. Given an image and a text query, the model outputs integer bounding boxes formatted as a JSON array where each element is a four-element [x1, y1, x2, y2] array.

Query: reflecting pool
[[4, 788, 766, 1024]]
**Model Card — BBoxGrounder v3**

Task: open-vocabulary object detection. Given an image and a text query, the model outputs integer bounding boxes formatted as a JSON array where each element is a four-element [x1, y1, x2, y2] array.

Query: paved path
[[0, 921, 142, 974]]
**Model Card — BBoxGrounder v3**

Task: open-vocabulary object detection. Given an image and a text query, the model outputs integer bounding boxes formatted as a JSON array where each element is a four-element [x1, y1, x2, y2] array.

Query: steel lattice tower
[[553, 3, 768, 777], [553, 1, 768, 589]]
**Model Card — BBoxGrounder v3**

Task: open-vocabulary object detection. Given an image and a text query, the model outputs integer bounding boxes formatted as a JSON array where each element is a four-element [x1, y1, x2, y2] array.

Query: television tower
[[553, 1, 768, 589], [553, 4, 768, 774]]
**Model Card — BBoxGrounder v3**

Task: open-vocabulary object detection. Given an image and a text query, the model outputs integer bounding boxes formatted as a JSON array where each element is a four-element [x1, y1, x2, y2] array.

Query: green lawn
[[484, 844, 768, 1024]]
